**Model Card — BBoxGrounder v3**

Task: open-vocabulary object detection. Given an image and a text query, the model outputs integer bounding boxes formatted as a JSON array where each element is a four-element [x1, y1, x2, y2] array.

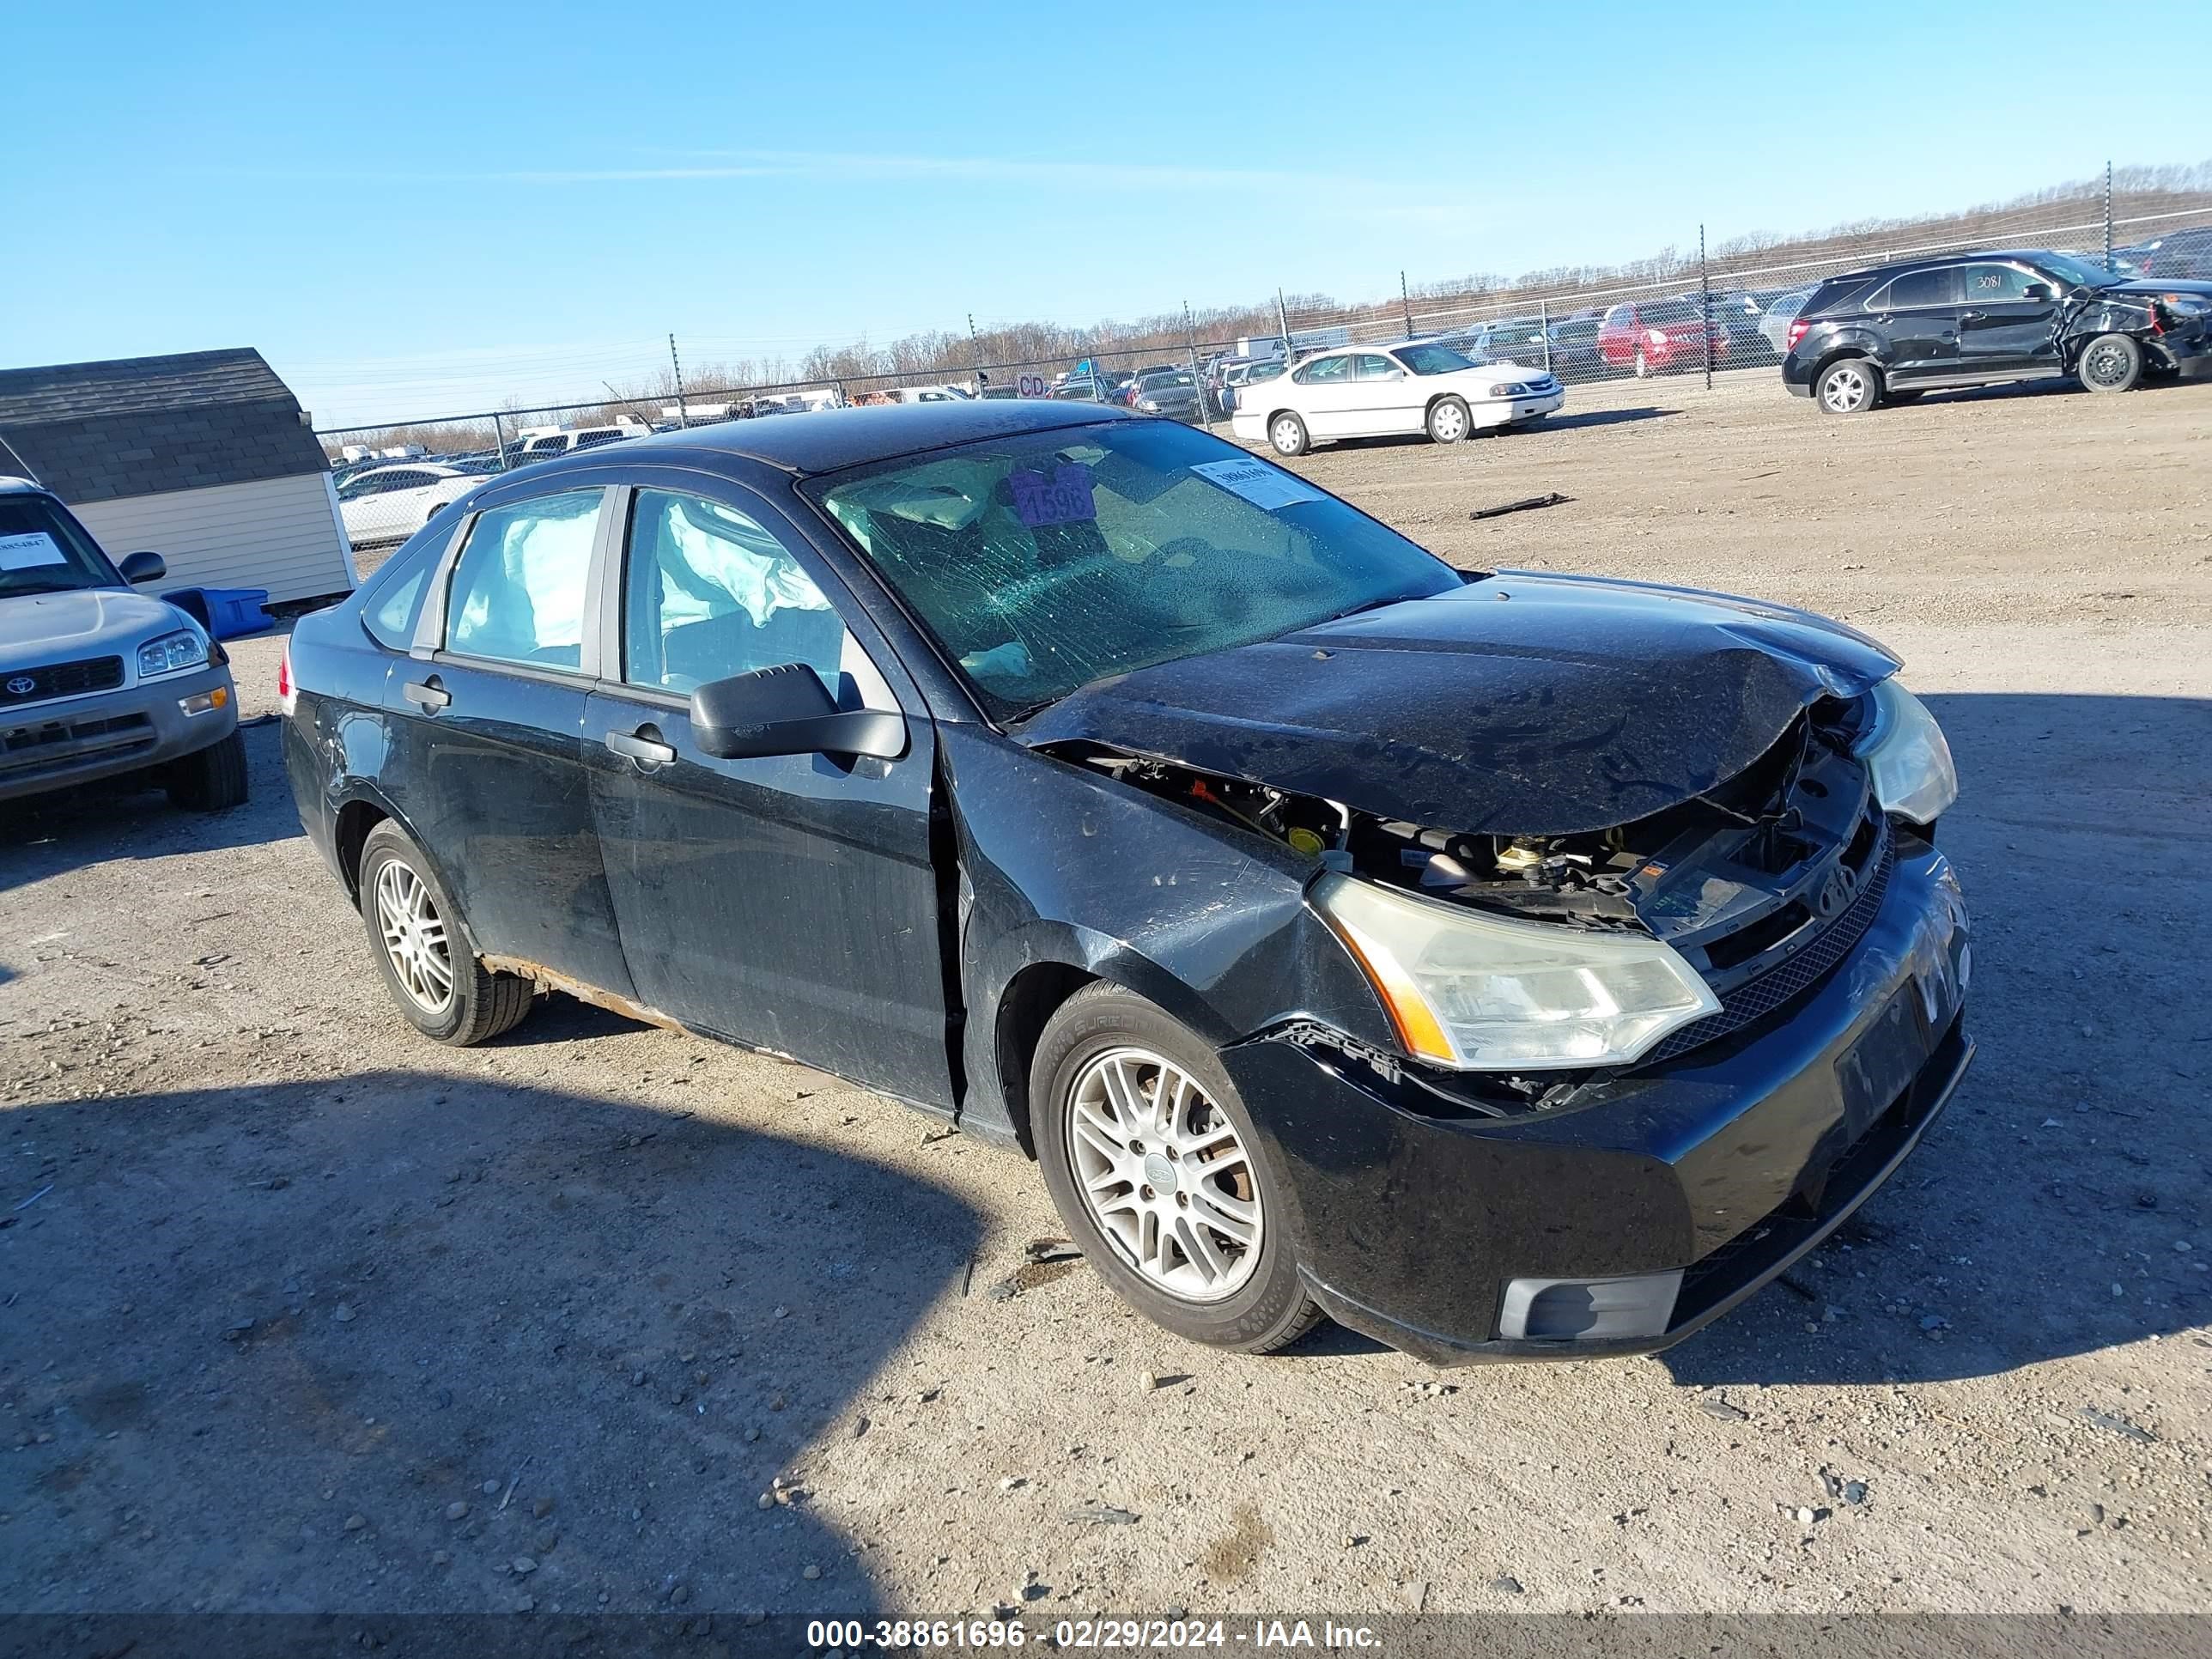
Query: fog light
[[1498, 1269, 1683, 1341], [179, 686, 228, 717]]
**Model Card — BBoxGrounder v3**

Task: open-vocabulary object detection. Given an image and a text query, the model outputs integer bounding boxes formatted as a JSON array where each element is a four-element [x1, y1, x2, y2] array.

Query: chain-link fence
[[314, 163, 2212, 533]]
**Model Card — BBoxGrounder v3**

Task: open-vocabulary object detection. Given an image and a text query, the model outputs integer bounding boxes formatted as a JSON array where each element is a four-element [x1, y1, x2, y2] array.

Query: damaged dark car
[[281, 402, 1972, 1364], [1783, 246, 2212, 411]]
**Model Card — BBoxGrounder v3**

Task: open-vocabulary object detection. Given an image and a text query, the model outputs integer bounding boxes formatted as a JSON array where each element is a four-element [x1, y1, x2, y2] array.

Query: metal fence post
[[1277, 288, 1293, 358], [1700, 223, 1713, 391], [2104, 159, 2114, 269], [491, 410, 507, 471], [1400, 270, 1414, 338], [1540, 297, 1551, 374]]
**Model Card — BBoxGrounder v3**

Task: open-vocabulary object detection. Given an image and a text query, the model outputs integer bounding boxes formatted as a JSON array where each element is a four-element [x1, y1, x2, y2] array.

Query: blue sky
[[9, 0, 2203, 427]]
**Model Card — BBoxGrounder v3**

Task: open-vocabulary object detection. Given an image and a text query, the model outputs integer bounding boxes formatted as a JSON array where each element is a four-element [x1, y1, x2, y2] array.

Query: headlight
[[1312, 873, 1721, 1071], [1648, 329, 1669, 345], [1138, 398, 1160, 411], [137, 628, 210, 678], [1488, 382, 1529, 398], [1855, 677, 1958, 824]]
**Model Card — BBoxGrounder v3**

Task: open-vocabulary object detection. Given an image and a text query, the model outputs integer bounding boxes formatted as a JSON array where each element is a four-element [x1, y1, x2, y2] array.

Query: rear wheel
[[1425, 397, 1472, 444], [2077, 332, 2143, 393], [357, 820, 536, 1045], [1816, 356, 1880, 415], [1267, 412, 1310, 457], [167, 728, 248, 811], [1032, 984, 1322, 1354]]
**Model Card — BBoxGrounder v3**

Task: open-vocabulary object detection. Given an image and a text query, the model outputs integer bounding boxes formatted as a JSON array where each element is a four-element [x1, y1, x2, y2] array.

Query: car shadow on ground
[[0, 713, 300, 891], [1516, 405, 1674, 434], [1660, 690, 2211, 1389], [0, 1069, 981, 1617]]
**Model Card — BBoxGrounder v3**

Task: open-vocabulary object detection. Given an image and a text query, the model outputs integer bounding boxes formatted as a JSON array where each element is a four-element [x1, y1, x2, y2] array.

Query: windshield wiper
[[1321, 592, 1422, 624]]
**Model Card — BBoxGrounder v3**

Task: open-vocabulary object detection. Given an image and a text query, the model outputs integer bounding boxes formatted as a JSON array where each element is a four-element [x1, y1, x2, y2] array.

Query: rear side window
[[1801, 276, 1871, 316], [444, 490, 604, 672], [362, 543, 440, 649], [1875, 268, 1959, 308], [1293, 355, 1351, 384]]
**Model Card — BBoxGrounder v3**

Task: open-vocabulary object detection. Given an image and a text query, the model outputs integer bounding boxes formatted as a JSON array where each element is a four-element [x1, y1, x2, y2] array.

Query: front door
[[1348, 352, 1420, 434], [385, 484, 638, 999], [580, 481, 957, 1109], [1955, 261, 2064, 376], [1864, 264, 1960, 384]]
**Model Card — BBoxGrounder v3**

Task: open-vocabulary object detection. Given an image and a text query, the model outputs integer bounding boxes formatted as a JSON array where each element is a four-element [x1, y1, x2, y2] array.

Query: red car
[[1596, 298, 1718, 377]]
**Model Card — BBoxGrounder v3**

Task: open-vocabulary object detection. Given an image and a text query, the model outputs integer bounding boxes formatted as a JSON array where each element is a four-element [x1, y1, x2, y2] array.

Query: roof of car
[[0, 474, 53, 496], [526, 399, 1140, 478]]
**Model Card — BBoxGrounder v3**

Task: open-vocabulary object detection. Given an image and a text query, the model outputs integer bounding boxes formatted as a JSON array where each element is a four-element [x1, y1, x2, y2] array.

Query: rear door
[[1956, 261, 2063, 376], [580, 477, 957, 1108], [384, 483, 640, 999], [1288, 353, 1360, 435], [1863, 264, 1960, 383]]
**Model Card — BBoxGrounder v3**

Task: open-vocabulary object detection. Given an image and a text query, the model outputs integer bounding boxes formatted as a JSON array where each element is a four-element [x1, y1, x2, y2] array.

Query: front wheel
[[1267, 412, 1310, 457], [1425, 396, 1471, 444], [357, 819, 537, 1046], [1032, 984, 1322, 1354], [1815, 357, 1880, 415], [2077, 332, 2144, 393], [167, 728, 248, 811]]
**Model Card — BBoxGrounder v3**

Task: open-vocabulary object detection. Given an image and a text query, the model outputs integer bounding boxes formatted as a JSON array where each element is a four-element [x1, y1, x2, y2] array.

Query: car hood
[[0, 587, 189, 664], [2100, 278, 2212, 301], [1017, 572, 1900, 836]]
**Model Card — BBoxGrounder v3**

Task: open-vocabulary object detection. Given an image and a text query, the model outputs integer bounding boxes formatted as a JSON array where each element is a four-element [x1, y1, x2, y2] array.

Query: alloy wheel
[[374, 859, 454, 1016], [1063, 1046, 1262, 1304], [1822, 364, 1871, 412]]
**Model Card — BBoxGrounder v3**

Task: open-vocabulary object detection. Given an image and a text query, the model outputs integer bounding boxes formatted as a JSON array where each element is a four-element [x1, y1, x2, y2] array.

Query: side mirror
[[2021, 283, 2054, 302], [690, 663, 907, 762], [118, 550, 167, 585]]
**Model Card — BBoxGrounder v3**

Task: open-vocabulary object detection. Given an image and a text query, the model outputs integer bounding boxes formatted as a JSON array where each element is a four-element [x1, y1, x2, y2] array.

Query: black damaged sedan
[[281, 402, 1972, 1364]]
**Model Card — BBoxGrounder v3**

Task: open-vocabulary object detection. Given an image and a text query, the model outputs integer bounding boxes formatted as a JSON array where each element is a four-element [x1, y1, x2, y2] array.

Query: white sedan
[[336, 463, 487, 549], [1229, 340, 1564, 456]]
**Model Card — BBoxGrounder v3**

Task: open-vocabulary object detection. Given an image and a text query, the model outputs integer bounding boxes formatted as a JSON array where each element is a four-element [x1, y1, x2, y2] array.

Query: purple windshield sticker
[[1008, 463, 1097, 528]]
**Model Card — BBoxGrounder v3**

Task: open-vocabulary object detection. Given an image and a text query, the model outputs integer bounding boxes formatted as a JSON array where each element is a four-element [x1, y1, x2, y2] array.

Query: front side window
[[1961, 264, 2036, 302], [811, 419, 1461, 717], [622, 489, 844, 696], [1293, 355, 1350, 385], [1602, 304, 1631, 328], [0, 494, 121, 597], [443, 489, 603, 671]]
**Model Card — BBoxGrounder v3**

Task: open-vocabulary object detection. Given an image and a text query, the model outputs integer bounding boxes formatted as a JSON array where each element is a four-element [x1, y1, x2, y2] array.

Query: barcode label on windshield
[[1189, 458, 1324, 511]]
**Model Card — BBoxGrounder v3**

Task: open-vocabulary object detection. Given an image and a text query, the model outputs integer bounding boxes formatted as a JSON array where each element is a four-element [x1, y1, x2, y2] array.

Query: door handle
[[1959, 310, 1984, 322], [403, 677, 450, 711], [605, 726, 677, 765]]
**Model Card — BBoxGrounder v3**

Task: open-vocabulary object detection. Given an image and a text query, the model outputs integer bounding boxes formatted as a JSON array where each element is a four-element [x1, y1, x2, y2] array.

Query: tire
[[2077, 332, 2143, 393], [357, 819, 537, 1046], [1425, 396, 1472, 445], [1267, 411, 1310, 458], [166, 727, 248, 811], [1815, 356, 1880, 415], [1633, 349, 1650, 380], [1031, 983, 1322, 1355]]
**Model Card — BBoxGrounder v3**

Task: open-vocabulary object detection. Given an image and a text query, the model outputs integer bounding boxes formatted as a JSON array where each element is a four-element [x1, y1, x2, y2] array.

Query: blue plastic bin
[[165, 586, 272, 640]]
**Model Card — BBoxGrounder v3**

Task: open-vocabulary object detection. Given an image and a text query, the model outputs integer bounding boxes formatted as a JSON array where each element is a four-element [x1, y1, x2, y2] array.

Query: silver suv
[[0, 477, 245, 809]]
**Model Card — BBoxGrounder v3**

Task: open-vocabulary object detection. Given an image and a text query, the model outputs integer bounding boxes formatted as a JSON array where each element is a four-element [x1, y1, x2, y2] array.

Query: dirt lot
[[3, 370, 2209, 1624]]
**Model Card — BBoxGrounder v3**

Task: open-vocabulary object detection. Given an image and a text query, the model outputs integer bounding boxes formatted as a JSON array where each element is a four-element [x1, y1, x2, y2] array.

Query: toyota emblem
[[4, 676, 36, 696]]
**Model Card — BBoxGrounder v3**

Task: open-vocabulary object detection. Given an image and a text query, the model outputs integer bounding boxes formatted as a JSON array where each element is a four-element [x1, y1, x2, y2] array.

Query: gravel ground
[[3, 370, 2209, 1622]]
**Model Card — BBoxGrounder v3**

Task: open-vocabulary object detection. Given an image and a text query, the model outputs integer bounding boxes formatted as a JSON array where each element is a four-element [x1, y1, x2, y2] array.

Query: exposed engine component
[[1048, 692, 1881, 957]]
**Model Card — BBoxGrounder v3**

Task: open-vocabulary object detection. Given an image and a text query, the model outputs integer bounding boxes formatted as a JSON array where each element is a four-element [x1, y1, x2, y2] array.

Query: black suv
[[1781, 246, 2212, 413]]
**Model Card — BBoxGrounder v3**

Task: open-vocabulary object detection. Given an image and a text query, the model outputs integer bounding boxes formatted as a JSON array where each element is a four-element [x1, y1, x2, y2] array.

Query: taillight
[[1786, 319, 1813, 353], [276, 643, 296, 719]]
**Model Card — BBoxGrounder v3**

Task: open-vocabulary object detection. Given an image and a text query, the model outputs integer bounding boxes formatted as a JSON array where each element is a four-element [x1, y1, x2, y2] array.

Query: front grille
[[0, 711, 155, 778], [0, 655, 125, 708], [1643, 816, 1896, 1066]]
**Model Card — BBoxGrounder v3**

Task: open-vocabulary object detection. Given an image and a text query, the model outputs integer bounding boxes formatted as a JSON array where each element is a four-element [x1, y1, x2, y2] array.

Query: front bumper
[[0, 663, 239, 804], [1474, 387, 1567, 426], [1220, 836, 1972, 1364]]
